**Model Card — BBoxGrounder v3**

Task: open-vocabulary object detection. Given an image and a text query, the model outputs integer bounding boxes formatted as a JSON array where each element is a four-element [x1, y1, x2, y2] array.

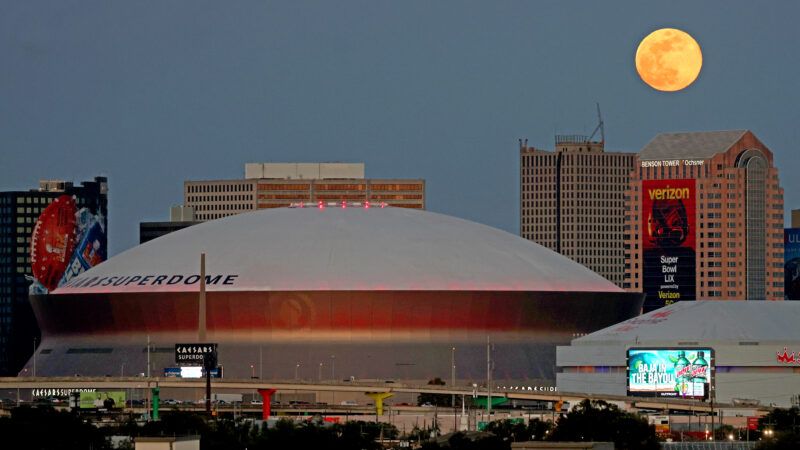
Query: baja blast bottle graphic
[[674, 351, 691, 393], [692, 351, 709, 382]]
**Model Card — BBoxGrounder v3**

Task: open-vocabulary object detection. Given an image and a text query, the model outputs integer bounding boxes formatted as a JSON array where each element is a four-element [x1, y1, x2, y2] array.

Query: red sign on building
[[748, 417, 759, 431], [641, 179, 697, 310]]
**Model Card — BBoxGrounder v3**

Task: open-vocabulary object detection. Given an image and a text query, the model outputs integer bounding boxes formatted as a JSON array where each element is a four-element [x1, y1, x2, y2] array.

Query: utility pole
[[451, 346, 456, 408], [199, 252, 206, 341], [146, 335, 151, 378], [487, 336, 492, 417]]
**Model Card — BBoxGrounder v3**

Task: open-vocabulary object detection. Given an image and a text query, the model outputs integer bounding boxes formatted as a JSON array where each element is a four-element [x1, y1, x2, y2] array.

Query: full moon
[[636, 28, 702, 92]]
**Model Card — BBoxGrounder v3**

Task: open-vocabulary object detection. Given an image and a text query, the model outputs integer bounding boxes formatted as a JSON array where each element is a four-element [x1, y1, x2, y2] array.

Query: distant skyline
[[2, 1, 798, 256]]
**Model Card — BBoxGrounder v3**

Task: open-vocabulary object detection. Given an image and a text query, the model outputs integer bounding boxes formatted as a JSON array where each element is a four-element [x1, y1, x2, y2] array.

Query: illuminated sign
[[175, 343, 218, 368], [627, 348, 712, 400], [33, 388, 95, 398], [79, 391, 125, 409], [642, 179, 696, 312], [164, 367, 222, 378], [785, 229, 800, 299], [776, 347, 800, 364], [640, 160, 705, 168], [495, 385, 557, 392]]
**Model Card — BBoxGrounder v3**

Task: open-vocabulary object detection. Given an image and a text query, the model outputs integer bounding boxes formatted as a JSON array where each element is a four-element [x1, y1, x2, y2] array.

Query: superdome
[[29, 207, 643, 381], [56, 206, 620, 294]]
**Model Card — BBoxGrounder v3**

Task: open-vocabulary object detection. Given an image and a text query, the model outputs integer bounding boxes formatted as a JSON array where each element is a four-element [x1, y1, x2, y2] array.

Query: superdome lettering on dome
[[61, 273, 239, 290]]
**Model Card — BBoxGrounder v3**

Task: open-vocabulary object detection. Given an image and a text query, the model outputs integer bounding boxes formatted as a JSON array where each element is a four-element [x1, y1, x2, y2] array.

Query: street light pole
[[451, 346, 456, 407], [319, 362, 323, 381], [487, 336, 492, 417], [295, 363, 300, 380], [146, 335, 151, 378]]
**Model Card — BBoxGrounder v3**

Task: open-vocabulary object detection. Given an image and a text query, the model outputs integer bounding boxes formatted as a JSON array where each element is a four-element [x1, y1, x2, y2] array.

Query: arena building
[[27, 206, 643, 383], [557, 301, 800, 407]]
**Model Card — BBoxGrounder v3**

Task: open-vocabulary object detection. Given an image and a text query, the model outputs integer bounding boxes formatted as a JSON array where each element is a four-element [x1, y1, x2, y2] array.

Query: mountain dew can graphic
[[628, 348, 712, 400]]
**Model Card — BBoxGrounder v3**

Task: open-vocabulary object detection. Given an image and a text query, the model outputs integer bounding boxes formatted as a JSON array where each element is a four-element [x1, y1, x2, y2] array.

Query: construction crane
[[588, 103, 604, 143]]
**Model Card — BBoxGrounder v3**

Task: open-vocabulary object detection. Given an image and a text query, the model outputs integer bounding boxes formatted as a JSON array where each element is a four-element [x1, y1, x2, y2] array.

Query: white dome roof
[[55, 207, 622, 294]]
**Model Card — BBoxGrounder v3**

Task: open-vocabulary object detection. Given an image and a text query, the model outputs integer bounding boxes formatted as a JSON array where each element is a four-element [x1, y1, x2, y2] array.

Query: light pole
[[330, 354, 336, 405], [250, 364, 255, 379], [319, 362, 323, 381], [451, 346, 456, 408], [295, 363, 300, 380], [487, 336, 492, 417], [121, 363, 125, 377], [146, 335, 151, 378]]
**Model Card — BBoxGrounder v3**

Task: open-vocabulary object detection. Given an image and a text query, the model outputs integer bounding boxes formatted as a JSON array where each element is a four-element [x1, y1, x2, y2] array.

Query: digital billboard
[[628, 348, 711, 400], [30, 194, 107, 293], [164, 367, 222, 378], [785, 229, 800, 300], [642, 179, 696, 312], [79, 391, 125, 409]]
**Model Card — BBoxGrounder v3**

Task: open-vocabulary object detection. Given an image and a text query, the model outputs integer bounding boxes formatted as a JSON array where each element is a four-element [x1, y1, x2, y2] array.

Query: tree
[[0, 405, 110, 450], [418, 377, 453, 407], [548, 399, 659, 450], [754, 407, 800, 450], [713, 423, 738, 441]]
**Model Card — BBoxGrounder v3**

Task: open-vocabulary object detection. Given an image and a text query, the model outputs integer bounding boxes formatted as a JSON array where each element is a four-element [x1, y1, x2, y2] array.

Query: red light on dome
[[318, 201, 324, 210], [341, 201, 346, 209], [364, 201, 370, 209]]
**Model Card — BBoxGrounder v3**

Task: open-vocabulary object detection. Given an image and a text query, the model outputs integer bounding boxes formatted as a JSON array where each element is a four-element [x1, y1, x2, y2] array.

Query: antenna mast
[[589, 102, 604, 143]]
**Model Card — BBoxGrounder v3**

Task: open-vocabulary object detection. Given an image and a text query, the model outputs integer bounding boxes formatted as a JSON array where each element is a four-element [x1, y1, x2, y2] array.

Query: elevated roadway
[[0, 377, 752, 414]]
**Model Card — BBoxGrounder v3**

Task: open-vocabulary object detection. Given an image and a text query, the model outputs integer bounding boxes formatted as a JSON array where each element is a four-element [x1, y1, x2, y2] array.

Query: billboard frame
[[626, 347, 714, 401]]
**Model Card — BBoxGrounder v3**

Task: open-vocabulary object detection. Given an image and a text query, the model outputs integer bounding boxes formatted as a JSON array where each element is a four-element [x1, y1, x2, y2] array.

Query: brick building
[[623, 130, 783, 310]]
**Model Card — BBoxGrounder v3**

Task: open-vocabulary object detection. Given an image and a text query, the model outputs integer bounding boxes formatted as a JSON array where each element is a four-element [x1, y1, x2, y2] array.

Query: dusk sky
[[2, 1, 798, 256]]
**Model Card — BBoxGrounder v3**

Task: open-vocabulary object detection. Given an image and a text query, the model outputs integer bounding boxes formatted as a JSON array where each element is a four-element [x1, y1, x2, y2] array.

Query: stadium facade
[[27, 206, 643, 383], [557, 301, 800, 407]]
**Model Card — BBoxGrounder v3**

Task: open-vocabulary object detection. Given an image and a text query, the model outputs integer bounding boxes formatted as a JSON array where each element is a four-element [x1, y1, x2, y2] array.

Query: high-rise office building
[[623, 130, 783, 311], [0, 177, 107, 375], [185, 163, 425, 221], [139, 206, 199, 244], [520, 137, 636, 287]]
